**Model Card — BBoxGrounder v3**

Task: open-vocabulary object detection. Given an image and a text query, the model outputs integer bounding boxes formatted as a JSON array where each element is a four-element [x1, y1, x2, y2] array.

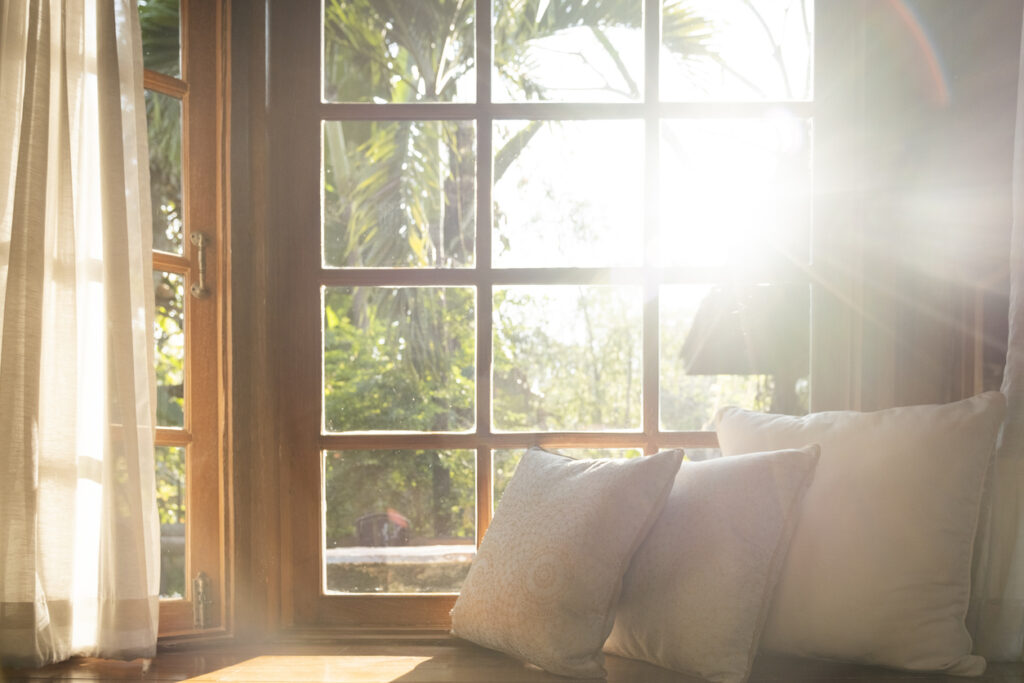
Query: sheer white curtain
[[969, 7, 1024, 663], [0, 0, 159, 667]]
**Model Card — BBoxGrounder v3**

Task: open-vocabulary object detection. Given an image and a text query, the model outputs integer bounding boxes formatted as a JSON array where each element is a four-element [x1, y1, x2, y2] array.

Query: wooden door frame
[[149, 0, 232, 640]]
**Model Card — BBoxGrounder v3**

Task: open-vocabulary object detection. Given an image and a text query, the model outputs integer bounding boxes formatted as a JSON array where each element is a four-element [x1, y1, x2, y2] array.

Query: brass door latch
[[190, 232, 211, 299], [192, 570, 214, 629]]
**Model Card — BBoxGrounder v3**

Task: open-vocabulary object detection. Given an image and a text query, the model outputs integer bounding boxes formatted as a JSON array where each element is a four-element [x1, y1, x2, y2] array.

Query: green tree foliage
[[492, 286, 641, 431], [153, 272, 184, 428], [323, 287, 475, 432], [145, 91, 183, 255], [139, 0, 181, 77], [323, 286, 476, 545], [139, 0, 183, 255]]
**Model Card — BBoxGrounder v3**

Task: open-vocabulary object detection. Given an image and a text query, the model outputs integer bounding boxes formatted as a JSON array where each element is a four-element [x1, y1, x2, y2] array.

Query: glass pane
[[493, 286, 642, 431], [139, 0, 181, 78], [324, 450, 476, 593], [323, 121, 475, 268], [323, 0, 475, 102], [493, 448, 642, 510], [154, 271, 185, 427], [493, 120, 643, 268], [493, 0, 643, 102], [661, 0, 813, 101], [156, 445, 186, 599], [659, 284, 809, 430], [145, 90, 184, 254], [323, 287, 475, 432], [658, 118, 811, 268]]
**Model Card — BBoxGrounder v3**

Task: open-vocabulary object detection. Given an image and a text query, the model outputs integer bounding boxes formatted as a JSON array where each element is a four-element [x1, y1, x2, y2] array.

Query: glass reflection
[[154, 271, 185, 428], [323, 287, 476, 432], [659, 283, 809, 431], [145, 90, 184, 254], [493, 0, 643, 102], [661, 0, 813, 102], [493, 286, 642, 432], [156, 445, 186, 599], [323, 450, 476, 593], [492, 448, 642, 510], [322, 121, 475, 268], [493, 120, 643, 268], [658, 117, 811, 268], [322, 0, 475, 102], [139, 0, 181, 78]]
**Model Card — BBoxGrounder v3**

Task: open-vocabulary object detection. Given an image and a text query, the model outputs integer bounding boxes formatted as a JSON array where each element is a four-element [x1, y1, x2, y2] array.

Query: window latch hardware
[[190, 232, 211, 299], [192, 570, 214, 629]]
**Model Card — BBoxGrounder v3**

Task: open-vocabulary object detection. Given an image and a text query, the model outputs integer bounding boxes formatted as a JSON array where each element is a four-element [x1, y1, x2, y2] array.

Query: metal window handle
[[190, 232, 211, 299]]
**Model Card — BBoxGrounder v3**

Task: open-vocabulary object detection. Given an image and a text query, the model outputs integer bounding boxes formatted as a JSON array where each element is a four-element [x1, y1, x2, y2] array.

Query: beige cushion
[[716, 392, 1006, 675], [605, 447, 819, 683], [450, 446, 684, 678]]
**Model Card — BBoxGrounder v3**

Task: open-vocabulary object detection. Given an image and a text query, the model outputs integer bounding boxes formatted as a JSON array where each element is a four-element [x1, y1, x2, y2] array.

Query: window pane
[[323, 287, 475, 432], [661, 0, 813, 101], [493, 286, 642, 431], [493, 120, 643, 268], [139, 0, 181, 78], [156, 445, 186, 599], [324, 450, 476, 593], [493, 0, 642, 102], [493, 448, 642, 510], [154, 271, 185, 427], [323, 121, 476, 268], [323, 0, 475, 102], [660, 284, 809, 430], [145, 90, 184, 254], [658, 118, 811, 268]]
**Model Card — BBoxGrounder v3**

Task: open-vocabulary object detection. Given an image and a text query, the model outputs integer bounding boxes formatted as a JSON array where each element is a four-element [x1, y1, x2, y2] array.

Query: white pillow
[[715, 392, 1006, 675], [605, 446, 819, 683], [450, 446, 684, 678]]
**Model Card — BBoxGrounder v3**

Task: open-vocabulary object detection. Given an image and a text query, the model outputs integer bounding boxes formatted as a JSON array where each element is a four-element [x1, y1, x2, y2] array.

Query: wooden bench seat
[[5, 631, 1023, 682]]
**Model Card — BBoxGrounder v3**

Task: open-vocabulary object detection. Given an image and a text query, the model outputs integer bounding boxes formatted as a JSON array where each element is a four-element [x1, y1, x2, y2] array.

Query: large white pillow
[[605, 446, 819, 683], [450, 446, 684, 678], [715, 392, 1006, 675]]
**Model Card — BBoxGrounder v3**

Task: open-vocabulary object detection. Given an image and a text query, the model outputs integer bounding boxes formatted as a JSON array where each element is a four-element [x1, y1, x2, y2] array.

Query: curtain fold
[[968, 7, 1024, 663], [0, 0, 159, 666]]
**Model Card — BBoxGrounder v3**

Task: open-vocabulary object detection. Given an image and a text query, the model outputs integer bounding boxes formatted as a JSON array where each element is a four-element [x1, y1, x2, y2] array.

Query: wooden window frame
[[268, 0, 814, 628], [146, 0, 231, 638]]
